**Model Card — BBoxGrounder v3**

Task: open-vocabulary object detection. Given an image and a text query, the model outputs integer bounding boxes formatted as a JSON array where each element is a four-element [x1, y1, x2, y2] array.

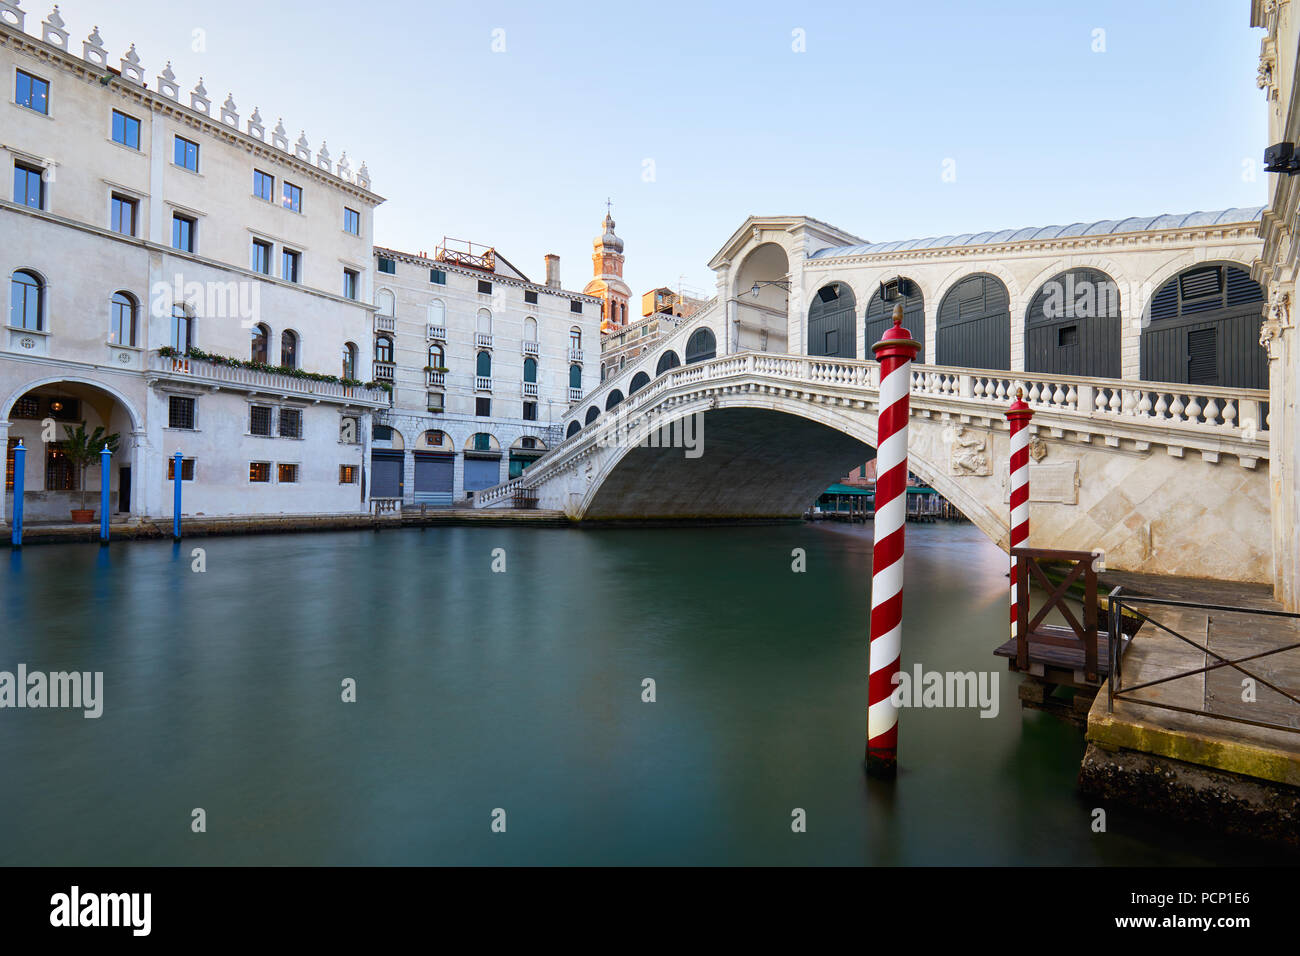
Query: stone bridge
[[476, 346, 1272, 584]]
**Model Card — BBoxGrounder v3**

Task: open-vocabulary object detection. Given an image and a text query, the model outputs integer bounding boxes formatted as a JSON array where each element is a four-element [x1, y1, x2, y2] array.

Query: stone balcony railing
[[372, 361, 395, 382], [567, 386, 583, 402], [375, 315, 396, 333], [568, 347, 584, 363], [476, 333, 494, 349], [148, 352, 390, 407], [426, 370, 446, 386], [523, 381, 539, 398], [427, 325, 447, 341], [523, 340, 539, 356], [475, 376, 493, 392]]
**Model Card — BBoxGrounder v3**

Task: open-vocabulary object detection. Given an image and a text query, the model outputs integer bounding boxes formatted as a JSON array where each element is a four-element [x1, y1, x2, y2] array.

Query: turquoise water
[[0, 522, 1283, 864]]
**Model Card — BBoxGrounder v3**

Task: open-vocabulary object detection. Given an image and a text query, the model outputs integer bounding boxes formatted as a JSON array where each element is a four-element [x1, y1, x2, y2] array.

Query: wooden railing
[[1012, 547, 1099, 682]]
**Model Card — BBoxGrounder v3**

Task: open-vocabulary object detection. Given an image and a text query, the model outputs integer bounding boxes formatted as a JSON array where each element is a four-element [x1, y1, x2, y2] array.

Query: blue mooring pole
[[172, 451, 182, 541], [99, 444, 112, 545], [10, 440, 25, 549]]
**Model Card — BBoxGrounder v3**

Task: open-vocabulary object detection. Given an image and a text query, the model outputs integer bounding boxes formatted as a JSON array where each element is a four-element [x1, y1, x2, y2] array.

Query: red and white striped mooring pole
[[866, 304, 922, 778], [1006, 388, 1034, 645]]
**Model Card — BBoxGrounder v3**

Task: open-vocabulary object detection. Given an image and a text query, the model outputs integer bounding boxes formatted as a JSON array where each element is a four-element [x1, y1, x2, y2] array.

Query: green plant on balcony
[[158, 346, 385, 391]]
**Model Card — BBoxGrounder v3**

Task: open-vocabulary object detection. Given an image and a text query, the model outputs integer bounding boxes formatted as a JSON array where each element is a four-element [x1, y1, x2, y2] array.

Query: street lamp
[[750, 279, 792, 298]]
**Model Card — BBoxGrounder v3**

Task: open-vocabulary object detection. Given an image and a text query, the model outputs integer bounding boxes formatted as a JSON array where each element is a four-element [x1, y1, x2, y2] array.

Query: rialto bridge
[[475, 209, 1277, 585]]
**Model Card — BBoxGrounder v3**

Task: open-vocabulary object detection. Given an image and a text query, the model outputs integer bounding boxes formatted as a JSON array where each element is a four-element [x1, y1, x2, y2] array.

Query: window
[[524, 290, 538, 305], [12, 395, 41, 418], [339, 464, 358, 484], [476, 397, 491, 417], [282, 248, 301, 283], [13, 161, 44, 209], [377, 256, 396, 274], [374, 335, 393, 363], [343, 207, 360, 235], [570, 328, 582, 350], [376, 289, 395, 316], [279, 407, 302, 438], [111, 193, 137, 236], [524, 316, 538, 342], [45, 443, 77, 491], [427, 391, 444, 413], [343, 268, 358, 300], [172, 213, 196, 252], [477, 280, 492, 295], [570, 300, 583, 314], [249, 462, 271, 483], [341, 343, 357, 380], [5, 438, 16, 491], [473, 433, 492, 451], [110, 291, 137, 346], [569, 364, 582, 389], [111, 110, 140, 149], [10, 270, 43, 330], [282, 181, 302, 212], [168, 395, 195, 429], [523, 401, 537, 421], [372, 424, 393, 441], [277, 463, 298, 483], [430, 269, 446, 284], [476, 351, 491, 378], [250, 405, 273, 436], [250, 323, 269, 364], [429, 344, 445, 368], [280, 330, 298, 369], [253, 169, 274, 201], [252, 239, 272, 275], [171, 305, 192, 351], [173, 136, 199, 172], [523, 357, 537, 383], [167, 457, 196, 481], [16, 70, 49, 114]]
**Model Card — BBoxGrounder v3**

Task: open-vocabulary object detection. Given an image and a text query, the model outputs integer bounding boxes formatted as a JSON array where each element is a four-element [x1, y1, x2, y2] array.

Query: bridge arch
[[934, 272, 1012, 369], [566, 420, 581, 438], [684, 328, 716, 364], [606, 389, 624, 411], [1023, 267, 1122, 378], [806, 280, 857, 358], [628, 371, 651, 396], [578, 395, 1005, 548], [584, 406, 600, 425]]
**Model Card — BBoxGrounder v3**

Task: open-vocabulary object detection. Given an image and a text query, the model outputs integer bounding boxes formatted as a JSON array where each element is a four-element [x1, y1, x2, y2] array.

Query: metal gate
[[463, 455, 501, 493], [1024, 268, 1121, 378], [370, 450, 404, 499], [1141, 264, 1265, 387], [807, 283, 856, 357], [413, 452, 453, 507]]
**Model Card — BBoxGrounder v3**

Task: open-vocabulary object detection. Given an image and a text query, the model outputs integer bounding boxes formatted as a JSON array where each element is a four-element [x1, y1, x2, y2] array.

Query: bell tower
[[584, 201, 632, 332]]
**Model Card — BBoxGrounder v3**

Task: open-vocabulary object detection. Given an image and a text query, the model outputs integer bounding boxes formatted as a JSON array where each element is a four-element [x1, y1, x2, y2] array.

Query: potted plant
[[61, 424, 120, 523]]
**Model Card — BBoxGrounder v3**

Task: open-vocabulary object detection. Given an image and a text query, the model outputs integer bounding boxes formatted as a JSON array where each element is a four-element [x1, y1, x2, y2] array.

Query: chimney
[[544, 254, 561, 289]]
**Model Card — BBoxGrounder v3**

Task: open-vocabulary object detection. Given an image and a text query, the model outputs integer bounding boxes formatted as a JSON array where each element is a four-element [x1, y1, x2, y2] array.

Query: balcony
[[522, 340, 539, 357], [523, 381, 539, 399], [476, 333, 494, 349], [567, 386, 583, 403], [373, 361, 395, 383], [428, 325, 447, 341], [147, 352, 390, 407], [426, 370, 446, 386], [375, 314, 396, 333], [568, 347, 584, 363], [475, 376, 493, 392]]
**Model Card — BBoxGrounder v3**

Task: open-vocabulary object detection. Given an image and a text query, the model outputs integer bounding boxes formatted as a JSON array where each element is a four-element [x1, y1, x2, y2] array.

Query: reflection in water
[[0, 523, 1283, 864]]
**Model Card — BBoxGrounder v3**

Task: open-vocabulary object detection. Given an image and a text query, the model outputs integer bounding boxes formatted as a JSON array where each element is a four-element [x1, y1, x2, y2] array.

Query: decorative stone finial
[[156, 60, 178, 99], [42, 5, 67, 47], [83, 24, 107, 65], [119, 42, 145, 85], [190, 77, 210, 114]]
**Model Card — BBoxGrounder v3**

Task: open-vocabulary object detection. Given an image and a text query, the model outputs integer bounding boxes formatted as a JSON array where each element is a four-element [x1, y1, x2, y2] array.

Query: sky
[[62, 0, 1266, 302]]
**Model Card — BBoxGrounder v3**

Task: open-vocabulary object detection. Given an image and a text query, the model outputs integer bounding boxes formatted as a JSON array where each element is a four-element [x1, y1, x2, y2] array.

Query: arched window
[[110, 291, 137, 346], [655, 350, 681, 376], [425, 429, 446, 447], [376, 289, 395, 316], [375, 335, 393, 363], [524, 316, 538, 342], [606, 388, 624, 410], [476, 350, 492, 378], [570, 327, 582, 350], [566, 420, 581, 438], [523, 357, 538, 383], [171, 304, 193, 351], [250, 323, 270, 364], [341, 342, 358, 380], [429, 344, 445, 369], [428, 299, 445, 326], [569, 363, 582, 389], [584, 406, 600, 425], [1025, 268, 1120, 377], [685, 328, 716, 364], [281, 330, 299, 369], [865, 278, 924, 363], [936, 273, 1010, 370], [628, 371, 650, 395], [10, 270, 43, 331], [1142, 263, 1265, 387], [477, 309, 492, 335], [807, 283, 856, 357]]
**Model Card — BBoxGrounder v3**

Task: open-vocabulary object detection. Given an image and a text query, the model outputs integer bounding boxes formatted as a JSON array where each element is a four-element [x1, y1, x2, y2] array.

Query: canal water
[[0, 522, 1282, 865]]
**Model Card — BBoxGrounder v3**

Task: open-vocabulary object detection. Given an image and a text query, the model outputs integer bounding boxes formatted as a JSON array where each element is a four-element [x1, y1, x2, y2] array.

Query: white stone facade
[[0, 6, 386, 524]]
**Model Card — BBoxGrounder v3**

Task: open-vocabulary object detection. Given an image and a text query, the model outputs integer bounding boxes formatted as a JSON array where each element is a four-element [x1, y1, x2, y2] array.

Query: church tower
[[584, 204, 632, 332]]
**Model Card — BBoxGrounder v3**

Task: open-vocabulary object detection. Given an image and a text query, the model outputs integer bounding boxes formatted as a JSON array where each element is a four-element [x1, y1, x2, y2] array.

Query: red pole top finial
[[872, 302, 921, 359], [892, 303, 903, 327], [1006, 384, 1033, 422]]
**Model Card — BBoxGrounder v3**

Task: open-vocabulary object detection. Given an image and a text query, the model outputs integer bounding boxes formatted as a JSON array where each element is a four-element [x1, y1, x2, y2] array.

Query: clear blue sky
[[72, 0, 1265, 301]]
